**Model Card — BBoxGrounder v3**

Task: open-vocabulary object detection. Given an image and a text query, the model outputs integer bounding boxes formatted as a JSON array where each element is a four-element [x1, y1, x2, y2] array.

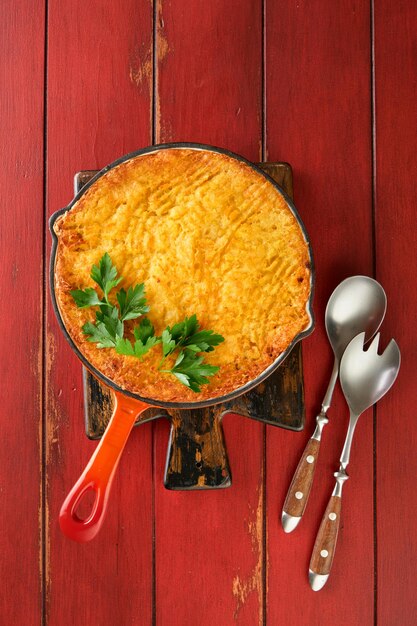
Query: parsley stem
[[157, 356, 167, 370]]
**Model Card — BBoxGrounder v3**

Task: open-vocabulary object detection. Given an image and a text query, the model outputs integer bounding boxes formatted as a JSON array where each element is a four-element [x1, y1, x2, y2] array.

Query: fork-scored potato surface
[[53, 148, 312, 402]]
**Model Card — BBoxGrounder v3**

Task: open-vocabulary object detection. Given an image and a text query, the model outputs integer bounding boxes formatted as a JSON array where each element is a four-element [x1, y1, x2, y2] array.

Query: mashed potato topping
[[53, 148, 312, 402]]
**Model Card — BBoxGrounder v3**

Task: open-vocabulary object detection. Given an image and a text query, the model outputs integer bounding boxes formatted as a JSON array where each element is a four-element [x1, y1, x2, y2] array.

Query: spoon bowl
[[325, 276, 387, 361]]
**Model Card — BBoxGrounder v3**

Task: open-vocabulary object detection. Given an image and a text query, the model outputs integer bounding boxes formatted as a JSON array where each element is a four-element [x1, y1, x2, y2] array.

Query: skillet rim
[[49, 142, 315, 409]]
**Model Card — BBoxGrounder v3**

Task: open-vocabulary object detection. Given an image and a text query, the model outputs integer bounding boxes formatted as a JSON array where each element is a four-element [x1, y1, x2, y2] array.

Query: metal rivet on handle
[[295, 491, 303, 500], [306, 455, 315, 464], [320, 549, 329, 558], [329, 512, 337, 521]]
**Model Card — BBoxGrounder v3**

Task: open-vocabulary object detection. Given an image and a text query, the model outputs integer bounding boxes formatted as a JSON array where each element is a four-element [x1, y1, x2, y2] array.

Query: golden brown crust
[[53, 148, 312, 402]]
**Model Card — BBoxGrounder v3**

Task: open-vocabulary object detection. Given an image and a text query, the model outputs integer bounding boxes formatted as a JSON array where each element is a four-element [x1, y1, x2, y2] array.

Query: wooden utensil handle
[[282, 437, 321, 530], [309, 494, 342, 590], [59, 392, 149, 542]]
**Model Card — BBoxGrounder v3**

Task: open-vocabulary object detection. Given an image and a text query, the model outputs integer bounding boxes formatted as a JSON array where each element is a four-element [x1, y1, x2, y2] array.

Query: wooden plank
[[155, 0, 262, 158], [45, 1, 154, 623], [374, 2, 417, 623], [154, 1, 265, 624], [265, 1, 374, 623], [0, 2, 45, 623]]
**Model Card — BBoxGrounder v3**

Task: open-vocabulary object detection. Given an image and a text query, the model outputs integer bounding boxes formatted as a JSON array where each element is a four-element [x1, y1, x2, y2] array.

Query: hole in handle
[[73, 483, 99, 523]]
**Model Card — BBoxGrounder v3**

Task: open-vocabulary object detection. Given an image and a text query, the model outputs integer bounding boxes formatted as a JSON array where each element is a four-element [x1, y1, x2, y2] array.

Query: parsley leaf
[[161, 314, 224, 357], [82, 306, 123, 347], [115, 335, 159, 359], [91, 252, 122, 298], [82, 322, 116, 348], [182, 329, 225, 353], [101, 306, 124, 339], [115, 317, 159, 359], [161, 328, 176, 357], [70, 287, 103, 309], [116, 284, 149, 321], [134, 318, 156, 343], [164, 351, 220, 392], [169, 314, 199, 342]]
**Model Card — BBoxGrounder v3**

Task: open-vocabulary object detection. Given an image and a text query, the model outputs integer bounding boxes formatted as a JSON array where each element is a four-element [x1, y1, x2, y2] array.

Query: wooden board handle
[[309, 495, 342, 590], [164, 408, 231, 489], [59, 392, 149, 542], [282, 437, 321, 532]]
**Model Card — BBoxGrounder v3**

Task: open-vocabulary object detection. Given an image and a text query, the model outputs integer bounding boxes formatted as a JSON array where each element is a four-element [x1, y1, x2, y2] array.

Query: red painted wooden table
[[2, 2, 416, 624]]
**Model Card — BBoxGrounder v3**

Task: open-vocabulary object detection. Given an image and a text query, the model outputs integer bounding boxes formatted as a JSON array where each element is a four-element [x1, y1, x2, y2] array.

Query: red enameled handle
[[59, 391, 149, 542]]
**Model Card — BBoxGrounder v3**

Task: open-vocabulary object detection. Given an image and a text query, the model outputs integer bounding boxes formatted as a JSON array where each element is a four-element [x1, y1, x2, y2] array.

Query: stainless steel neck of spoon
[[312, 359, 339, 441], [339, 410, 361, 470], [331, 411, 361, 498], [321, 358, 339, 414]]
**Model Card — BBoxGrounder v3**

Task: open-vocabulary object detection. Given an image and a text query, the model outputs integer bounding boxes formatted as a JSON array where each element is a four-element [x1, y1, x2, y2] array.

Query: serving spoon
[[282, 276, 387, 532], [309, 332, 401, 590]]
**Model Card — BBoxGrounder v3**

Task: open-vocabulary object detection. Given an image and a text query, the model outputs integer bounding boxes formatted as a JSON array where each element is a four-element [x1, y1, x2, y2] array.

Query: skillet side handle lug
[[59, 392, 149, 542], [309, 493, 343, 591]]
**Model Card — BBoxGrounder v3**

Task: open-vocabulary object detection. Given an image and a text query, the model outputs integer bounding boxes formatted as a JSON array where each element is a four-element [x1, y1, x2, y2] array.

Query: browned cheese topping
[[53, 149, 312, 402]]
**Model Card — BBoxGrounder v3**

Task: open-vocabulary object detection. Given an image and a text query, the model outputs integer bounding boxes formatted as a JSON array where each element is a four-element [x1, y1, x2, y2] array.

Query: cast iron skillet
[[50, 143, 315, 542]]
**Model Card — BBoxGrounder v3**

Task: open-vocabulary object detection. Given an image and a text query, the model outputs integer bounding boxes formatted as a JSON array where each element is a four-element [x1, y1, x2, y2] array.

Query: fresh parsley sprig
[[71, 253, 148, 347], [157, 314, 225, 391], [115, 318, 160, 360], [117, 284, 149, 321], [70, 287, 103, 308], [82, 306, 123, 348], [70, 253, 224, 392], [90, 252, 122, 301], [160, 314, 224, 358], [162, 352, 220, 393]]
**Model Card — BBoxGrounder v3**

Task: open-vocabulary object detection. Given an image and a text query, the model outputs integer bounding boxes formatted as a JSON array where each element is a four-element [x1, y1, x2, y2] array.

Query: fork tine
[[381, 338, 401, 367], [368, 332, 381, 354], [340, 333, 401, 413]]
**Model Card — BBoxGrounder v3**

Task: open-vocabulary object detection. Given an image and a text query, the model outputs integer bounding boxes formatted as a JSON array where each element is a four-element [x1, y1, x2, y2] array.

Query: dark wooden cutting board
[[76, 162, 307, 489]]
